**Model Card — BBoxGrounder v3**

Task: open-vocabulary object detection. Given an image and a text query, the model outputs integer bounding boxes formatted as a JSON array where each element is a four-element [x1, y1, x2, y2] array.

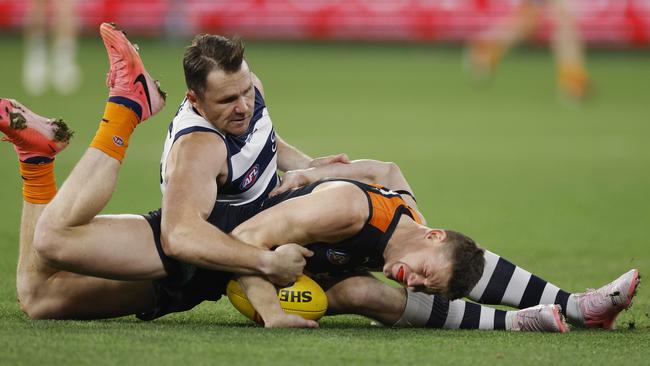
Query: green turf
[[1, 35, 649, 365]]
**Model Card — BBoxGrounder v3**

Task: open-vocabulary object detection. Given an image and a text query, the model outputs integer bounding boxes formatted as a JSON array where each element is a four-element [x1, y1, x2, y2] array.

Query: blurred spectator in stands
[[466, 0, 589, 101], [23, 0, 81, 95], [165, 0, 194, 42]]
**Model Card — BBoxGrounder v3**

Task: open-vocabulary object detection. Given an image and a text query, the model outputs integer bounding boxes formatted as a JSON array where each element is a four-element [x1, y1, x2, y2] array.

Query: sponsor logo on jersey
[[239, 163, 260, 190], [326, 249, 350, 265]]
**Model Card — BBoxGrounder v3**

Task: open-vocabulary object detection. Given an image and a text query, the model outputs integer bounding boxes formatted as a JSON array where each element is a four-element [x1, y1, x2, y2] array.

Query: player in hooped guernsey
[[161, 86, 278, 206]]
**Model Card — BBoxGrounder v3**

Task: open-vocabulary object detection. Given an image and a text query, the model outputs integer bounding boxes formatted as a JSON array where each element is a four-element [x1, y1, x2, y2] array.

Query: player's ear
[[186, 90, 199, 106], [425, 229, 446, 243]]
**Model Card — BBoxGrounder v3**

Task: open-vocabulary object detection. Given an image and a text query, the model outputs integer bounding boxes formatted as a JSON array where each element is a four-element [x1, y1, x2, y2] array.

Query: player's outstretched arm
[[270, 159, 423, 221], [272, 159, 411, 194], [161, 132, 306, 285]]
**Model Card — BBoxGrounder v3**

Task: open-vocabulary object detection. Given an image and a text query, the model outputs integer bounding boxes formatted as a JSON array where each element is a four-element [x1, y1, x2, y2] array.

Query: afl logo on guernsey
[[239, 164, 260, 190], [326, 249, 350, 265]]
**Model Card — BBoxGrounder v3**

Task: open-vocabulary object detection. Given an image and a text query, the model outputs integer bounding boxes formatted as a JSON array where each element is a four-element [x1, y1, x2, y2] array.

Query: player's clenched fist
[[262, 244, 313, 286]]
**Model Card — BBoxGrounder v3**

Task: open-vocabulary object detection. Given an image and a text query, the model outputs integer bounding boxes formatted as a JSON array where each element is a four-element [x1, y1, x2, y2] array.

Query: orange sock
[[20, 161, 57, 204], [90, 102, 140, 163]]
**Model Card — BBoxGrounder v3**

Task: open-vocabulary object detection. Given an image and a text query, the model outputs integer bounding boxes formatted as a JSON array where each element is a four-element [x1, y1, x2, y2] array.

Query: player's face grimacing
[[383, 229, 453, 295], [188, 61, 256, 136]]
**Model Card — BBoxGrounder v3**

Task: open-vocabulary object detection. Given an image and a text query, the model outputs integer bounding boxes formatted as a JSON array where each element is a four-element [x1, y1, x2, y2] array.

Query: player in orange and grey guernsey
[[231, 161, 639, 332]]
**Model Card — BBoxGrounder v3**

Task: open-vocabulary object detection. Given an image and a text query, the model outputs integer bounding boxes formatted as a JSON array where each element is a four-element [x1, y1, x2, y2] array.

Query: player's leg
[[468, 249, 639, 329], [23, 0, 48, 95], [323, 274, 567, 332], [18, 200, 156, 320], [33, 22, 167, 279], [319, 225, 638, 330], [548, 0, 590, 100], [465, 0, 540, 79], [322, 275, 404, 324], [1, 100, 156, 319], [51, 0, 81, 94]]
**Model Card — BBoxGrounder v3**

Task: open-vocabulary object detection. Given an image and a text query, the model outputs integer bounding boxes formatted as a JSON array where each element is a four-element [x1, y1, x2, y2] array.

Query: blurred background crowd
[[2, 0, 649, 43], [3, 0, 648, 100]]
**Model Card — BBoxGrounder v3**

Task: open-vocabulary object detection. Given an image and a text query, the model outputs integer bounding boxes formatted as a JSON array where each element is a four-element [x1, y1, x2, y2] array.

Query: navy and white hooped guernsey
[[160, 87, 278, 206]]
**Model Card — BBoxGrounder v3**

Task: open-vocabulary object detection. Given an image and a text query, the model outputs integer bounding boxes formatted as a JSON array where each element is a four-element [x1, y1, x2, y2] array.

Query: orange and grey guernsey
[[304, 179, 422, 281], [365, 182, 422, 234]]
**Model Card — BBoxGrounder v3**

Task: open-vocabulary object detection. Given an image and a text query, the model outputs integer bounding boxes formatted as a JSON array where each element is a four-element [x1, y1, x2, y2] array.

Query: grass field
[[1, 34, 649, 365]]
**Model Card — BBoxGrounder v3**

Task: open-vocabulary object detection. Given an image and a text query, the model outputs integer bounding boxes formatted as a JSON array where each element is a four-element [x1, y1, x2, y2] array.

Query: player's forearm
[[359, 160, 422, 219], [298, 159, 423, 219], [161, 220, 272, 276], [300, 159, 412, 191], [276, 134, 312, 171], [371, 160, 414, 195], [237, 275, 286, 327]]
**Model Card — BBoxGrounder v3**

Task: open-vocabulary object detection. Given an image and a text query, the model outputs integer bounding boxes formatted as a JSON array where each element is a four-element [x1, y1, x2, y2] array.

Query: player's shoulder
[[321, 180, 370, 227], [173, 129, 226, 153], [169, 128, 228, 170], [165, 132, 229, 181], [171, 100, 221, 136]]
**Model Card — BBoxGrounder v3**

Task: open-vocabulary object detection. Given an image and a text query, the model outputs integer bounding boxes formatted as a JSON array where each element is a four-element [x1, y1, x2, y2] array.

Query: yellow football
[[227, 275, 328, 325]]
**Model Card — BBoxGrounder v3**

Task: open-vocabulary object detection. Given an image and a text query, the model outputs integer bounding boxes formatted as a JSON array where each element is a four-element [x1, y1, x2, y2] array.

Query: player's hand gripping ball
[[227, 275, 328, 324]]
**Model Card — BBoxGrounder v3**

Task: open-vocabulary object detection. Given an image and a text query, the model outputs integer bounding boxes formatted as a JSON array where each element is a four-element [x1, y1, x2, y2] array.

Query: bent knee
[[17, 286, 69, 320], [33, 219, 68, 267]]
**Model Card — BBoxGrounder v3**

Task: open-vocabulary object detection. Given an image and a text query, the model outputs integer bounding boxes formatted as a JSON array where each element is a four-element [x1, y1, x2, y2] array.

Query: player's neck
[[383, 216, 428, 260]]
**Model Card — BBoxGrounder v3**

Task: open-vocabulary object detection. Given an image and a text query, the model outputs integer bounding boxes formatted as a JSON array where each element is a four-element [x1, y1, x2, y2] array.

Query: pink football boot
[[512, 304, 570, 333], [100, 22, 166, 122], [0, 98, 72, 162], [574, 269, 640, 329]]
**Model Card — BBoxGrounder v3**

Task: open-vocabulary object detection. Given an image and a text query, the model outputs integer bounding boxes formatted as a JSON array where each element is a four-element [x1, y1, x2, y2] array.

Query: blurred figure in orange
[[23, 0, 81, 96], [466, 0, 589, 101]]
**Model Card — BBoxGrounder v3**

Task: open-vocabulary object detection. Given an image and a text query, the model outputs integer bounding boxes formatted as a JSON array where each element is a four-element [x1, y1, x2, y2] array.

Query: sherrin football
[[227, 274, 328, 324]]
